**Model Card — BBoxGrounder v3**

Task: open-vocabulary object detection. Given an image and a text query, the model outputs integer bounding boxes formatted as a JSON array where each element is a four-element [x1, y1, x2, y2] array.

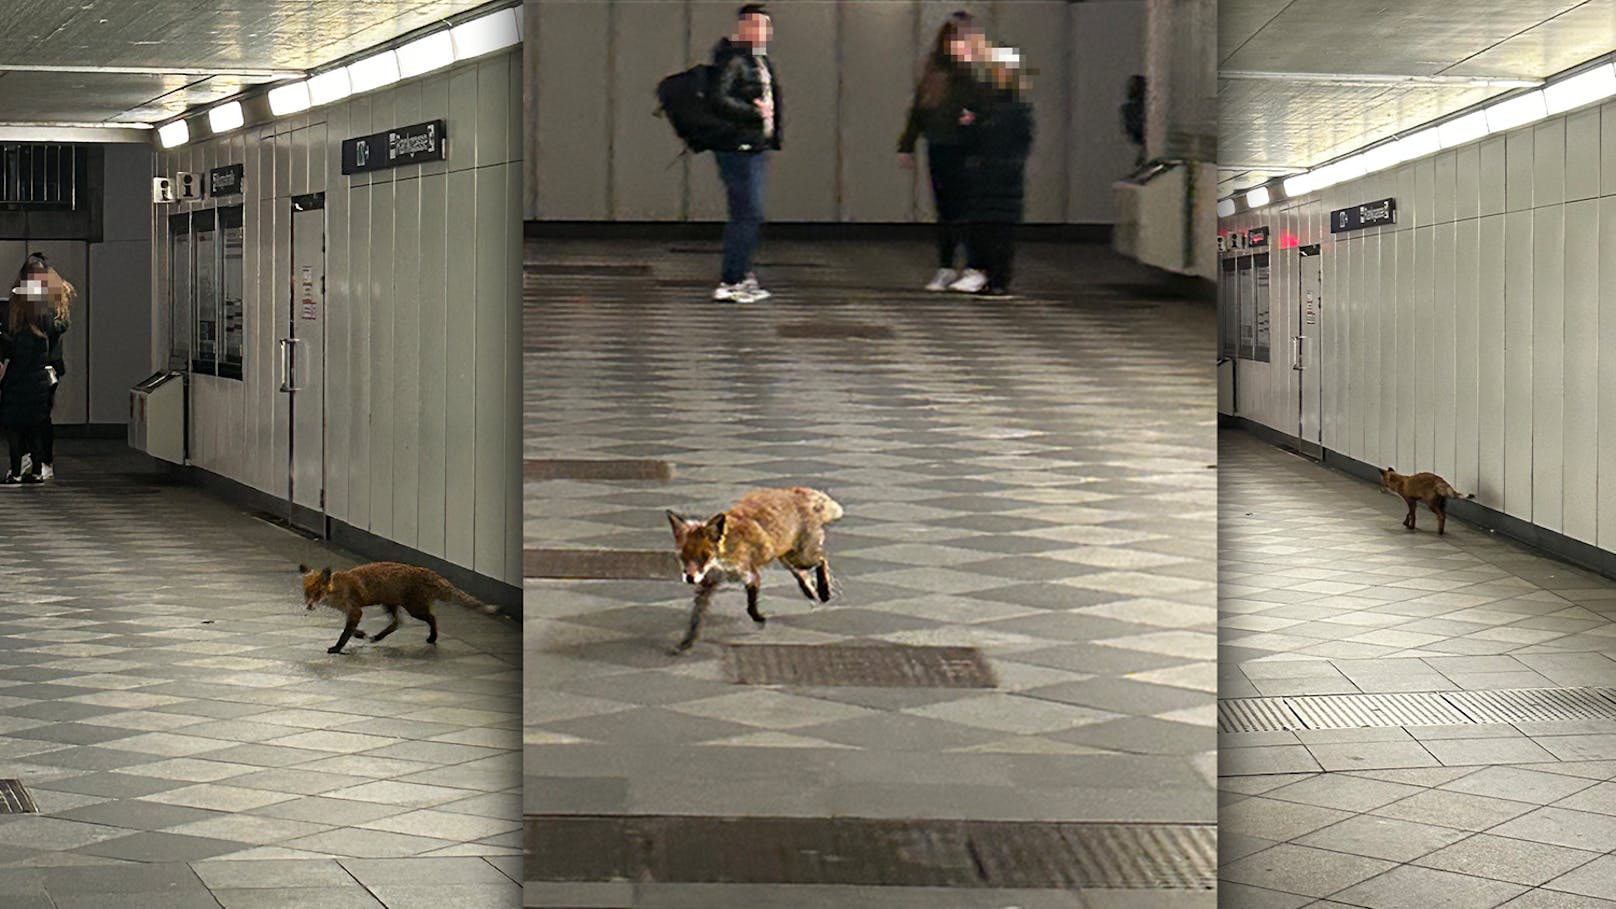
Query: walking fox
[[1379, 468, 1474, 535], [665, 486, 843, 654], [298, 562, 497, 654]]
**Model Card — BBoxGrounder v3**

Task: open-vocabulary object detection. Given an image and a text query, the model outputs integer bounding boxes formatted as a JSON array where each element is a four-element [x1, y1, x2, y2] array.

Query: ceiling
[[0, 0, 499, 131], [1219, 0, 1616, 196]]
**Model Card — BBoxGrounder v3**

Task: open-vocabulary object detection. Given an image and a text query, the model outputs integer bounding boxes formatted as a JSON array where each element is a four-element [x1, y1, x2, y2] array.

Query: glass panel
[[193, 210, 218, 373], [220, 206, 245, 380], [168, 213, 191, 371], [1253, 252, 1271, 363], [1237, 257, 1253, 361]]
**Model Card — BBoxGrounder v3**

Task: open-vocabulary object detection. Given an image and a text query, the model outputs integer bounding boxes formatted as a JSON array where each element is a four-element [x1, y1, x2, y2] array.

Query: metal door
[[1295, 245, 1323, 458], [284, 194, 326, 533]]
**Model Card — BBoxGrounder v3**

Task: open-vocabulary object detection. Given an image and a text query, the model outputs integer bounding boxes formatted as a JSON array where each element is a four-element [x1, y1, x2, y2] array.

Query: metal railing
[[0, 144, 85, 209]]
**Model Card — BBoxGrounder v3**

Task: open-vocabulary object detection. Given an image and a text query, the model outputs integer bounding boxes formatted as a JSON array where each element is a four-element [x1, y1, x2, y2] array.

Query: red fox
[[665, 486, 844, 654], [1379, 468, 1474, 535], [298, 562, 497, 654]]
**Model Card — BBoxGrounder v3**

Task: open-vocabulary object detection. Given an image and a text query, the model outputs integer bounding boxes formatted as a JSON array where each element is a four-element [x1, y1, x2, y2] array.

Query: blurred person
[[0, 276, 54, 486], [959, 47, 1035, 299], [708, 3, 782, 304], [899, 11, 990, 292], [8, 253, 71, 480]]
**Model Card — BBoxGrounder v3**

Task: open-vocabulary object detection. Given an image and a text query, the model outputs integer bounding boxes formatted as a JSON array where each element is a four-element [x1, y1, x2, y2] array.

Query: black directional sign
[[341, 120, 447, 175], [1331, 197, 1397, 233]]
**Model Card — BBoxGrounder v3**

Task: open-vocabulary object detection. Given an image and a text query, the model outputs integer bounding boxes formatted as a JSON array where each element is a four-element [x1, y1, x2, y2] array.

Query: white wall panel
[[1535, 119, 1566, 209], [1563, 199, 1599, 545], [767, 0, 839, 222], [1480, 136, 1506, 217], [841, 2, 919, 222], [1477, 216, 1506, 504], [1454, 218, 1481, 495], [1600, 197, 1616, 551], [1502, 208, 1533, 518], [1413, 225, 1435, 470], [534, 0, 610, 219], [609, 2, 688, 220], [473, 164, 510, 581], [1431, 222, 1456, 483], [1567, 108, 1601, 202], [1530, 206, 1564, 532]]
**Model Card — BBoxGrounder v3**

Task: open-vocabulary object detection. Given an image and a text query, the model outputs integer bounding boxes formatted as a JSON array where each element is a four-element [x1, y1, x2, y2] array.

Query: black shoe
[[0, 472, 21, 487], [20, 472, 43, 485], [976, 286, 1013, 299]]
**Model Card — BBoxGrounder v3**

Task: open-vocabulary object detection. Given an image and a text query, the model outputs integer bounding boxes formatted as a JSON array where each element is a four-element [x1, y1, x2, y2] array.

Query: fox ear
[[667, 510, 688, 541], [297, 563, 309, 574], [319, 567, 332, 582], [705, 513, 727, 539]]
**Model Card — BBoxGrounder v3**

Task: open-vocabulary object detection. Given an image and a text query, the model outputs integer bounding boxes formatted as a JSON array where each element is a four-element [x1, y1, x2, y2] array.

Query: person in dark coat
[[899, 11, 990, 292], [0, 279, 54, 486], [8, 253, 71, 480], [708, 3, 783, 304], [960, 50, 1035, 298]]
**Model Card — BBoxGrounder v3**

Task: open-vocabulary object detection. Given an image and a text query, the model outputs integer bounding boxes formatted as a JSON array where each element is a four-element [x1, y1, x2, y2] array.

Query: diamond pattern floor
[[0, 442, 521, 907], [524, 238, 1217, 907], [1220, 430, 1616, 908]]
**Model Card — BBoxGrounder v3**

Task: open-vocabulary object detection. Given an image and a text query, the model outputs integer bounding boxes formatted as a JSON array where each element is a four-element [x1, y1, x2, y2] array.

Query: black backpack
[[656, 64, 734, 153]]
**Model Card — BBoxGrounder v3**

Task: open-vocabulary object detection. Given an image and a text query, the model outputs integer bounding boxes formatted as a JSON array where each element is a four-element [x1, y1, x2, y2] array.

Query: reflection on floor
[[0, 442, 520, 908], [1220, 431, 1616, 908], [524, 238, 1218, 907]]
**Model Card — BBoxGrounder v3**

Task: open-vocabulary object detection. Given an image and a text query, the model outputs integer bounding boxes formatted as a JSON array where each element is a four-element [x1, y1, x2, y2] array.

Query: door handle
[[1293, 335, 1305, 371], [278, 338, 302, 393]]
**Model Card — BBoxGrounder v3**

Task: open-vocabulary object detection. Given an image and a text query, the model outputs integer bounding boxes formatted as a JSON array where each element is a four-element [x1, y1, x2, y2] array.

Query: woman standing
[[10, 254, 71, 480], [0, 278, 54, 486], [959, 47, 1035, 299], [898, 12, 989, 293]]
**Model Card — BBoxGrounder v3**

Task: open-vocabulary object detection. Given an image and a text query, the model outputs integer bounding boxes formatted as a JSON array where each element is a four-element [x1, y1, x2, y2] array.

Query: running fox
[[298, 562, 497, 654], [1379, 468, 1474, 535], [665, 486, 844, 654]]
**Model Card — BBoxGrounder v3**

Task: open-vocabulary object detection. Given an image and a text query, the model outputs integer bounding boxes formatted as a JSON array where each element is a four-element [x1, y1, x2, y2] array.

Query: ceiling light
[[1216, 197, 1237, 218], [1544, 62, 1616, 114], [452, 7, 520, 61], [309, 69, 352, 106], [347, 50, 400, 93], [398, 31, 455, 78], [1438, 110, 1489, 148], [1390, 127, 1441, 162], [1245, 186, 1271, 208], [268, 82, 310, 116], [1360, 143, 1404, 175], [1282, 173, 1314, 198], [1485, 90, 1548, 133], [208, 101, 244, 134], [158, 119, 190, 148]]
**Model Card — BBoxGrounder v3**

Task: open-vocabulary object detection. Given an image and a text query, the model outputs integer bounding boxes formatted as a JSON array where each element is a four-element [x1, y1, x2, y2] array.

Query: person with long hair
[[0, 277, 54, 486], [899, 11, 991, 292], [8, 253, 71, 480], [958, 47, 1035, 298]]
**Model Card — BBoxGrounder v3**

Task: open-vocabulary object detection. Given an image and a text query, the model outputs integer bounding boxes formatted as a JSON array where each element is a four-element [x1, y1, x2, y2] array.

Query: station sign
[[1219, 225, 1269, 253], [1331, 197, 1396, 233], [208, 164, 244, 197], [342, 120, 448, 175]]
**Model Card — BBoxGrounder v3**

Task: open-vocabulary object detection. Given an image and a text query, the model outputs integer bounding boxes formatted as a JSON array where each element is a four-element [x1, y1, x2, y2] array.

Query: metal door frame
[[1295, 244, 1323, 460], [284, 192, 327, 535]]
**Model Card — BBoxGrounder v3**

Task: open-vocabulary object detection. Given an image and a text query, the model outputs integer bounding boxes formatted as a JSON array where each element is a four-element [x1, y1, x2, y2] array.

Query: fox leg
[[814, 560, 832, 603], [425, 610, 439, 645], [673, 578, 720, 654], [788, 566, 818, 601], [369, 606, 401, 643], [1434, 497, 1447, 535], [1403, 497, 1417, 530], [329, 611, 363, 654], [743, 569, 766, 625]]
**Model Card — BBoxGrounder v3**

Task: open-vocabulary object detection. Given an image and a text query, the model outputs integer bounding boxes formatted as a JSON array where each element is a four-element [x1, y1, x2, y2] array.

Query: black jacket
[[0, 326, 52, 429], [898, 61, 981, 153], [0, 298, 66, 376], [710, 38, 782, 152], [962, 88, 1035, 223]]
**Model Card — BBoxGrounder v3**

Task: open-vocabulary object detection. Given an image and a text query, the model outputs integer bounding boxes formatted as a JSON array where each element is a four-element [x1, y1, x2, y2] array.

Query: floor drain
[[524, 815, 1215, 889], [524, 548, 675, 580], [524, 459, 673, 481], [725, 643, 996, 688], [1220, 688, 1616, 732], [0, 780, 38, 814], [251, 512, 322, 540]]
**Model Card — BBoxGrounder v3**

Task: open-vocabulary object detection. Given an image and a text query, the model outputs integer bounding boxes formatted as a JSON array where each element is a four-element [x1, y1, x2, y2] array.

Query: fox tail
[[447, 583, 499, 614], [1439, 482, 1475, 501]]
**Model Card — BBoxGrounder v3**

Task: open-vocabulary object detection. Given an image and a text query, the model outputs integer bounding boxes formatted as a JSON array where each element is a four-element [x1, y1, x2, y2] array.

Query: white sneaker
[[18, 454, 31, 475], [40, 464, 53, 481], [948, 269, 988, 293], [712, 283, 756, 303], [742, 274, 771, 301], [925, 268, 959, 292]]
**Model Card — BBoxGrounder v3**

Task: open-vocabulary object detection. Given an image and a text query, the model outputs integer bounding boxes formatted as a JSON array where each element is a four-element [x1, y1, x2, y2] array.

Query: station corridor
[[523, 238, 1218, 907], [0, 443, 521, 908], [1220, 432, 1616, 908]]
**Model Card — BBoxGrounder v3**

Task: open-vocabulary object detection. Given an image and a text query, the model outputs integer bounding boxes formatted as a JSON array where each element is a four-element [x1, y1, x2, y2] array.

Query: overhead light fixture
[[158, 119, 190, 148], [208, 101, 245, 134], [1390, 127, 1441, 162], [451, 7, 520, 61], [1360, 142, 1404, 175], [1282, 173, 1315, 198], [398, 31, 455, 78], [1485, 90, 1548, 133], [308, 68, 352, 106], [1245, 186, 1271, 208], [347, 50, 400, 93], [1438, 110, 1489, 148], [1216, 197, 1237, 218], [268, 81, 311, 116], [1544, 62, 1616, 114]]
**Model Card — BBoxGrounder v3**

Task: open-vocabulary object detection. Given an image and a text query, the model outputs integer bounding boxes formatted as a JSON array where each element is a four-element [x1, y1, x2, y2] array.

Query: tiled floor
[[523, 238, 1218, 906], [0, 442, 521, 907], [1220, 431, 1616, 908]]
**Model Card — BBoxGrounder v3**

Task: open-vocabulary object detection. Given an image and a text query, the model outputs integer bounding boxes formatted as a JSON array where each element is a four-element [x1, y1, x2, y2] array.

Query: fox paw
[[327, 646, 345, 654], [351, 629, 368, 639]]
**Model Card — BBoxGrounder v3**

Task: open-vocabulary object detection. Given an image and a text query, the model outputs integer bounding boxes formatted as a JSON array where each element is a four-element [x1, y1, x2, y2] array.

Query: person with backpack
[[7, 253, 71, 480], [959, 47, 1035, 299], [899, 12, 991, 293], [707, 3, 781, 304], [0, 277, 54, 486]]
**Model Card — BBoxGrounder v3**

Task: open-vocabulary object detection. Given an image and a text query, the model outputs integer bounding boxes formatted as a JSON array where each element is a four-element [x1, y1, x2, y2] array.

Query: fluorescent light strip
[[268, 82, 311, 116], [398, 31, 455, 78], [308, 68, 352, 106], [158, 120, 190, 148], [208, 101, 244, 134], [1544, 62, 1616, 114], [1485, 89, 1548, 132], [1282, 173, 1314, 197], [452, 7, 520, 60], [1245, 186, 1271, 208], [1217, 197, 1237, 218], [1438, 110, 1488, 148], [348, 50, 400, 93]]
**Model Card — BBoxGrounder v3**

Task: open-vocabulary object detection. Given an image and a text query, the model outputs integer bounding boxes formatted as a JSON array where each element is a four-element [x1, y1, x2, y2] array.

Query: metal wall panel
[[1069, 0, 1146, 223], [472, 163, 509, 581], [443, 164, 478, 570], [1506, 130, 1534, 214], [1480, 135, 1506, 217], [1393, 225, 1415, 472], [609, 1, 687, 220], [766, 0, 838, 222], [840, 2, 917, 222], [684, 1, 736, 223], [1477, 215, 1506, 503], [997, 2, 1068, 223], [1535, 119, 1566, 209], [1431, 222, 1456, 482], [1567, 108, 1601, 202], [1455, 145, 1481, 222], [1563, 198, 1599, 545], [1413, 225, 1435, 470], [1600, 197, 1616, 551], [1502, 208, 1533, 518], [393, 171, 423, 550], [1530, 206, 1565, 532], [534, 0, 610, 218], [1454, 218, 1481, 494]]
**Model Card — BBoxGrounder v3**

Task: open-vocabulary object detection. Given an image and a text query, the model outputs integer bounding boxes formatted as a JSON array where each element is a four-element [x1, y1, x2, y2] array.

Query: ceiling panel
[[0, 0, 497, 125], [1220, 0, 1616, 186]]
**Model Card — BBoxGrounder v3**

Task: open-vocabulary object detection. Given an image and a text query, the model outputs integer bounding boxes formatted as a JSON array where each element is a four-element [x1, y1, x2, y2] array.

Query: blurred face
[[947, 33, 973, 62], [738, 13, 771, 49]]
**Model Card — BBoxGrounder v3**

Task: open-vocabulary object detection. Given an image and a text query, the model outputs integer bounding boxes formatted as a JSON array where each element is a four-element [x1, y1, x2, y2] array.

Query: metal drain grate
[[523, 459, 673, 481], [776, 321, 896, 340], [725, 643, 996, 688], [524, 815, 1215, 889], [0, 780, 37, 814], [524, 548, 675, 580], [1220, 687, 1616, 733]]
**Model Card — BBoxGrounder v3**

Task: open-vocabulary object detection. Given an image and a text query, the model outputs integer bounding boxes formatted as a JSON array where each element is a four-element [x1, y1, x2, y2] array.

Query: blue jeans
[[715, 150, 767, 285]]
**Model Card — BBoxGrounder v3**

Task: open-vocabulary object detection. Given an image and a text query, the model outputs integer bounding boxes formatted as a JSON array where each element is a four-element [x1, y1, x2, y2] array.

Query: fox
[[664, 486, 844, 655], [1379, 467, 1475, 535], [298, 562, 498, 654]]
